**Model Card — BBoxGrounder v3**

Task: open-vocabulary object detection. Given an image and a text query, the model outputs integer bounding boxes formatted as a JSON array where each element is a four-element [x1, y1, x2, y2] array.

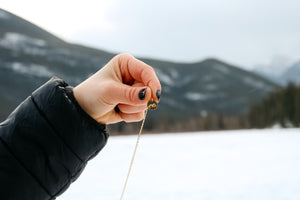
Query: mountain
[[0, 8, 279, 129], [0, 8, 115, 120], [252, 67, 283, 85], [281, 61, 300, 85], [253, 59, 300, 86]]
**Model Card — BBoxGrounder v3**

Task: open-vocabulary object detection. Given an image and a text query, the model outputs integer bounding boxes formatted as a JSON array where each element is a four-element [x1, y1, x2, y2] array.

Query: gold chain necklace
[[119, 100, 158, 200]]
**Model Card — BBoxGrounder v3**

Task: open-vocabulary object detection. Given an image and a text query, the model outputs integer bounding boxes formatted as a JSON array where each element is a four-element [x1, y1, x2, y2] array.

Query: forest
[[248, 83, 300, 128], [108, 83, 300, 134]]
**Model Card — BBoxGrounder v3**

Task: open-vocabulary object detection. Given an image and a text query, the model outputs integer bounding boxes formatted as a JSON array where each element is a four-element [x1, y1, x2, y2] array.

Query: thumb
[[108, 82, 152, 105]]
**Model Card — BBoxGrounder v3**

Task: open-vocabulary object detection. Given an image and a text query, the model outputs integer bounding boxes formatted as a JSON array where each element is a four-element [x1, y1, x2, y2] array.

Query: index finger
[[118, 53, 162, 102]]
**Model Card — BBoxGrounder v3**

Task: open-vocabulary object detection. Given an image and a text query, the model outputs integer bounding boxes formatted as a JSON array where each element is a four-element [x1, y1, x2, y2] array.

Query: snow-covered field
[[61, 129, 300, 200]]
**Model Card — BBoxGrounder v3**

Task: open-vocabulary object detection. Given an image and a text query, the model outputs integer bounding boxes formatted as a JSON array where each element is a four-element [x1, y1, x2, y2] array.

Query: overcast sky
[[2, 0, 300, 69]]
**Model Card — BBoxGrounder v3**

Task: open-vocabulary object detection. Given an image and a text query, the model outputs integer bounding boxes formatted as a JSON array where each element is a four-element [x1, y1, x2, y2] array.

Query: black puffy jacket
[[0, 77, 109, 199]]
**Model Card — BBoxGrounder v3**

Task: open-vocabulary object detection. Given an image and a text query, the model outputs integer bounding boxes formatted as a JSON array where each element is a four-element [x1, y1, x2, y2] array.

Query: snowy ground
[[60, 128, 300, 200]]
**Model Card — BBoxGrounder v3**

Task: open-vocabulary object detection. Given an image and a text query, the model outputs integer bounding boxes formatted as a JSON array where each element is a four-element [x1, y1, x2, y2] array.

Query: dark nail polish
[[156, 90, 161, 100], [114, 105, 120, 113], [139, 88, 147, 100]]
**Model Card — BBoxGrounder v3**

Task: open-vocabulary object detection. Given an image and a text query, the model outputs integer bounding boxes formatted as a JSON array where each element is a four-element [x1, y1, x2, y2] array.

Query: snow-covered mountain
[[253, 59, 300, 86], [281, 61, 300, 85], [0, 8, 278, 122]]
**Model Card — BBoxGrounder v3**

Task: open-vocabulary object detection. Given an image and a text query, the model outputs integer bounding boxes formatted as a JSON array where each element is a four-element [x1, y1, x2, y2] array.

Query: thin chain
[[120, 109, 148, 200]]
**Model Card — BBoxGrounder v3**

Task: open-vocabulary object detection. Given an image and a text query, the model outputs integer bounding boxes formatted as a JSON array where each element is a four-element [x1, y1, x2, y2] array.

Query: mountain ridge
[[0, 8, 279, 131], [281, 61, 300, 85], [252, 59, 300, 86]]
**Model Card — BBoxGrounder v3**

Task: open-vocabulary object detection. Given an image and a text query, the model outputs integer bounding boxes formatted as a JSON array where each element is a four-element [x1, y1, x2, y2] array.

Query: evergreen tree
[[248, 83, 300, 128]]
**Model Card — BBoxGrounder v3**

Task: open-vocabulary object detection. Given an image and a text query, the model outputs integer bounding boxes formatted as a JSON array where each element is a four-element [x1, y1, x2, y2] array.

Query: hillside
[[253, 60, 300, 86], [0, 8, 279, 131], [281, 61, 300, 85]]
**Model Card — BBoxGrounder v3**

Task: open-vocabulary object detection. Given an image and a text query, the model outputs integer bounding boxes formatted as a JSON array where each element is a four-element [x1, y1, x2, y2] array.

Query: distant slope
[[0, 8, 116, 120], [143, 58, 278, 120], [252, 60, 300, 86], [0, 8, 279, 124], [0, 8, 64, 47], [252, 67, 283, 85], [281, 61, 300, 85]]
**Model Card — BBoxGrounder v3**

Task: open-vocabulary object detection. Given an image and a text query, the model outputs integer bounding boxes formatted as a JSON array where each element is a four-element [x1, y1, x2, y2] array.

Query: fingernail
[[139, 88, 147, 100], [156, 90, 161, 100], [114, 105, 120, 113]]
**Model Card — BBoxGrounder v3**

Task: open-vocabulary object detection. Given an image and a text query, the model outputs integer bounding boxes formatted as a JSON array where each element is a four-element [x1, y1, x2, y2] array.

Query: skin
[[73, 53, 162, 124]]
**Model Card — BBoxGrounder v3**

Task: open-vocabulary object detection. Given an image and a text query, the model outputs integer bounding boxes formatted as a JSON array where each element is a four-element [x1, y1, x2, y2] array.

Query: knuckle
[[141, 68, 154, 83], [115, 53, 134, 71], [144, 66, 155, 74], [117, 53, 133, 61], [125, 88, 136, 103]]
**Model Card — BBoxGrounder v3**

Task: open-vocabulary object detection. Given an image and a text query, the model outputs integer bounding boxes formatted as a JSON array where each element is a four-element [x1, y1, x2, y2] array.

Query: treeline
[[107, 113, 249, 135], [248, 83, 300, 128], [108, 83, 300, 135]]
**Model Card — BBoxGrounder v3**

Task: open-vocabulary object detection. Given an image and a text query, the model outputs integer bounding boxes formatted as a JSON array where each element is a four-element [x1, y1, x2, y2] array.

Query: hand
[[73, 53, 161, 124]]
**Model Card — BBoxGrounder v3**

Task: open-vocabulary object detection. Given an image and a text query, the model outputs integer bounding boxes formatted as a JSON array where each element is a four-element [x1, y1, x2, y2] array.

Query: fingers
[[98, 109, 145, 124], [117, 53, 162, 102], [117, 104, 147, 114], [119, 111, 145, 123], [106, 82, 152, 105]]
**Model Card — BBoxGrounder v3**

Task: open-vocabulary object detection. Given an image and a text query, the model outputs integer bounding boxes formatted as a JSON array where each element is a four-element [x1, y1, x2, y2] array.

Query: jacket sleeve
[[0, 77, 109, 200]]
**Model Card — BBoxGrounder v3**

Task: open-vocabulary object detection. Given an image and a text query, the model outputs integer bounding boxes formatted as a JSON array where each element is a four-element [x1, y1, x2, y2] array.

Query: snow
[[163, 97, 185, 109], [163, 97, 178, 107], [179, 75, 194, 85], [169, 69, 179, 79], [60, 128, 300, 200], [0, 32, 48, 56], [10, 62, 53, 77], [203, 75, 212, 82], [205, 83, 217, 90], [185, 92, 209, 101], [156, 69, 174, 86], [0, 32, 47, 48], [243, 77, 265, 89]]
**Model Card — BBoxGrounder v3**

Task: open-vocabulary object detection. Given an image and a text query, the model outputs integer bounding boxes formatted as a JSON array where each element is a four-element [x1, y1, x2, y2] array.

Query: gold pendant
[[147, 100, 158, 110]]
